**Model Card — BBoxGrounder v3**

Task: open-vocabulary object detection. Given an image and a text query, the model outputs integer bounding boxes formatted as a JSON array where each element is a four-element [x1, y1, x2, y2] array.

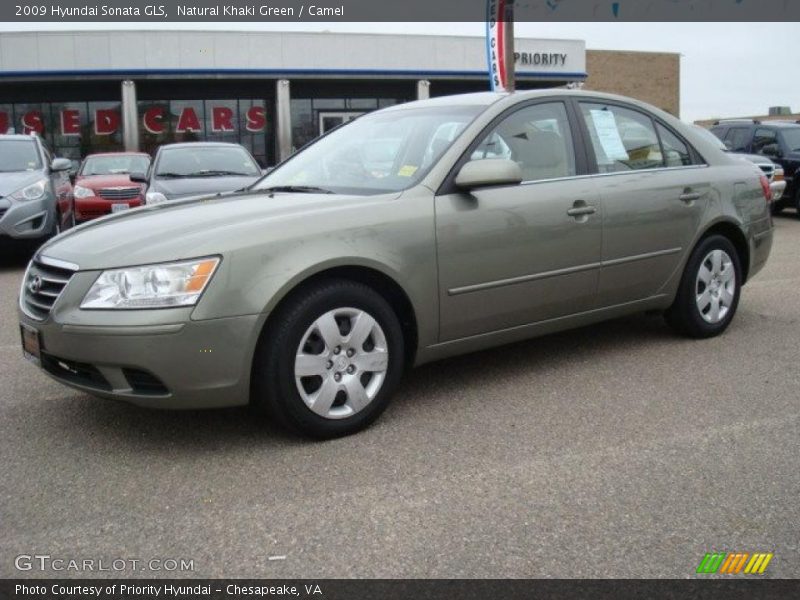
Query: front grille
[[98, 187, 141, 200], [41, 353, 111, 391], [123, 368, 169, 396], [21, 257, 77, 321], [759, 164, 776, 180]]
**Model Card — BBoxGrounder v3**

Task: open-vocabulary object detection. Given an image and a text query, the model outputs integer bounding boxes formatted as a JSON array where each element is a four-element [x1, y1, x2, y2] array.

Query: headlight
[[146, 191, 168, 204], [73, 185, 95, 198], [11, 179, 48, 201], [81, 257, 220, 309]]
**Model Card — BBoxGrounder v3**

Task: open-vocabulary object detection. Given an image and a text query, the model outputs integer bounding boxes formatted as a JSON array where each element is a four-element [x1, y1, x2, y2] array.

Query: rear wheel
[[665, 235, 741, 338], [252, 280, 405, 439]]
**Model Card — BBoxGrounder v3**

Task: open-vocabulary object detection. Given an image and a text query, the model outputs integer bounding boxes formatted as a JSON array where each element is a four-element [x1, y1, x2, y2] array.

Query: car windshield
[[156, 146, 261, 178], [81, 154, 150, 176], [0, 139, 42, 172], [782, 128, 800, 151], [254, 105, 484, 195]]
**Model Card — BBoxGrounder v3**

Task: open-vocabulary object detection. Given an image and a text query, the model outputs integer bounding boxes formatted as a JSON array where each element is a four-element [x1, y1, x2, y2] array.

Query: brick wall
[[584, 50, 681, 118]]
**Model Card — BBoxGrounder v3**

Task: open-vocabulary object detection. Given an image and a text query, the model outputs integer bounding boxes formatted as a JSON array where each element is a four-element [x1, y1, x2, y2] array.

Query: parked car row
[[0, 137, 266, 246]]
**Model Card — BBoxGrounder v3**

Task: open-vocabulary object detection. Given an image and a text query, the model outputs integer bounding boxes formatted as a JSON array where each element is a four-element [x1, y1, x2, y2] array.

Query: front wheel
[[795, 188, 800, 219], [665, 235, 742, 338], [252, 280, 405, 439]]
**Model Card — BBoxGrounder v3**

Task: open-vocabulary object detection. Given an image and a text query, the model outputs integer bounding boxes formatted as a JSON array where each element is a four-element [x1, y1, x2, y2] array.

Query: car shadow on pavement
[[0, 242, 36, 271], [28, 311, 677, 452]]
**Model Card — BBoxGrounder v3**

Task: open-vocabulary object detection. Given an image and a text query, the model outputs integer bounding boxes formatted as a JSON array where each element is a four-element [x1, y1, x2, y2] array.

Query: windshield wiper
[[185, 170, 254, 177], [156, 172, 185, 178], [258, 185, 335, 195]]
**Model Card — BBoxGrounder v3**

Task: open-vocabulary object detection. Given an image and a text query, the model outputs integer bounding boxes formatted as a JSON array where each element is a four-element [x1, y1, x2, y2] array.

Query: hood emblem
[[28, 275, 43, 294]]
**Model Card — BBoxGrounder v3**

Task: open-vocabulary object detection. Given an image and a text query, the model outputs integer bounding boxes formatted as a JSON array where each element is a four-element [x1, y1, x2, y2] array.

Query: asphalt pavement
[[1, 216, 799, 579]]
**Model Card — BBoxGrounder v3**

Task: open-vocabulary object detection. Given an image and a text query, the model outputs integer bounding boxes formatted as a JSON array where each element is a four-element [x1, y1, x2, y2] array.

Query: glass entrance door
[[318, 111, 364, 135]]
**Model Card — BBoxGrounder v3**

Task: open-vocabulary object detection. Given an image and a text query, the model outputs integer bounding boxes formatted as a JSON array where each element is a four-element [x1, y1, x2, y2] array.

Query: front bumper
[[0, 195, 54, 240], [770, 180, 787, 202], [18, 301, 261, 410], [75, 196, 145, 222]]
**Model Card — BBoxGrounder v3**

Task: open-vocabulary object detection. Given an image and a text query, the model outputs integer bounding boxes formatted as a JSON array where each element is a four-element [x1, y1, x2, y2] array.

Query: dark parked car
[[710, 120, 800, 215], [73, 152, 151, 222], [132, 142, 263, 203], [0, 134, 75, 244], [693, 126, 786, 209]]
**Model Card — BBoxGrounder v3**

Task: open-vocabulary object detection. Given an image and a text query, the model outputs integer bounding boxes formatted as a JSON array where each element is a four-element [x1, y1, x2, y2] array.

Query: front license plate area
[[111, 203, 130, 213], [20, 323, 41, 365]]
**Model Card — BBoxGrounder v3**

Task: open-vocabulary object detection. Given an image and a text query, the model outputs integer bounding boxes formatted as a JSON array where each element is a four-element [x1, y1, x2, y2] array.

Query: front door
[[435, 101, 603, 342], [319, 112, 364, 136], [576, 100, 711, 307]]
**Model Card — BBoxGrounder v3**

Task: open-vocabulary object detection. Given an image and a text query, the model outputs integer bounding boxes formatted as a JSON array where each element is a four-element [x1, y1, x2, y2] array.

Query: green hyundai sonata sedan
[[18, 90, 774, 438]]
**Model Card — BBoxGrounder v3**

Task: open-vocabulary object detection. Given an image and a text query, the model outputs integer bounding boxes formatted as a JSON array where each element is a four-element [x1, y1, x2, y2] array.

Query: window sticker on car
[[398, 165, 418, 177], [590, 109, 629, 162]]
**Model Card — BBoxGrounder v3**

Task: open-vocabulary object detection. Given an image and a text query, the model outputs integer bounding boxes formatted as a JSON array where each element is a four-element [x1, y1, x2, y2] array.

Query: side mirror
[[50, 157, 72, 172], [761, 143, 782, 158], [129, 171, 148, 183], [455, 159, 523, 190]]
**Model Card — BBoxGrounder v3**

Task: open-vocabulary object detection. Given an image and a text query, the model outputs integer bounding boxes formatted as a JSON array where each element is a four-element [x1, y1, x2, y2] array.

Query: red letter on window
[[61, 109, 81, 135], [95, 109, 120, 135], [212, 107, 234, 132], [176, 107, 201, 133], [22, 111, 45, 135], [245, 106, 266, 132], [143, 107, 166, 134]]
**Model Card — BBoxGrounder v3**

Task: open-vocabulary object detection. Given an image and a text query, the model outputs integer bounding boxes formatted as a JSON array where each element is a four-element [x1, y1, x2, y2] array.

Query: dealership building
[[0, 30, 680, 166]]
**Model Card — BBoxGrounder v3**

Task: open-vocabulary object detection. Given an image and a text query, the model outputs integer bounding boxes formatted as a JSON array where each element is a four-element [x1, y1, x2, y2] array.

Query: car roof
[[0, 134, 38, 142], [158, 142, 245, 150], [84, 151, 150, 158], [383, 88, 679, 120]]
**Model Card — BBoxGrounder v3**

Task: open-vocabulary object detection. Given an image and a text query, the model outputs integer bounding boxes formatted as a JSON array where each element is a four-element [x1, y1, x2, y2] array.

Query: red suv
[[73, 152, 151, 222]]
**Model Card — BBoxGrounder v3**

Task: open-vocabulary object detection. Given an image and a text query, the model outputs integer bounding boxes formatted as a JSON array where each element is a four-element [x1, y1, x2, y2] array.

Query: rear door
[[574, 100, 711, 307]]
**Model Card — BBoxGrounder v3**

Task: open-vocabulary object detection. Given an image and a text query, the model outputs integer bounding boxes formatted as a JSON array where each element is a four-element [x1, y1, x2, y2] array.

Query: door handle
[[679, 192, 702, 203], [567, 205, 597, 217]]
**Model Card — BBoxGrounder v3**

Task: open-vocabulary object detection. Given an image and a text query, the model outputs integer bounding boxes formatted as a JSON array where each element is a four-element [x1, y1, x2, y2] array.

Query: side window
[[579, 103, 663, 173], [752, 128, 778, 155], [656, 123, 695, 167], [725, 128, 750, 152], [472, 102, 576, 182]]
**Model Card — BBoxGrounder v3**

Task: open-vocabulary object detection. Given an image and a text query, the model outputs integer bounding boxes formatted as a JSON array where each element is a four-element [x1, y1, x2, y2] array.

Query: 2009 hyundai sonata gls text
[[19, 91, 774, 438]]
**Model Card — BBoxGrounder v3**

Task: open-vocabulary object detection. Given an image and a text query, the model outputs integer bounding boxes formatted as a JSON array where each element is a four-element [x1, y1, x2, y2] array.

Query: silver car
[[0, 134, 75, 243], [18, 91, 774, 438]]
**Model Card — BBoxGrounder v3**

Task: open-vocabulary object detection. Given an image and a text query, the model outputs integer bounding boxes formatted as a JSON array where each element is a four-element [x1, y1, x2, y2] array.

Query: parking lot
[[1, 215, 799, 579]]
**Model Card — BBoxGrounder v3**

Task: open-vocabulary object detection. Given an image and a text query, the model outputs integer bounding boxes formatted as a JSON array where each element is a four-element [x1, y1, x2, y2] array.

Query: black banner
[[3, 579, 800, 600], [2, 0, 800, 22]]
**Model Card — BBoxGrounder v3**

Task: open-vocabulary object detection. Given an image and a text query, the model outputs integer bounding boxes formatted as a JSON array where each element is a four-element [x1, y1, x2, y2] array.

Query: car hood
[[38, 190, 394, 270], [151, 175, 260, 199], [75, 174, 141, 189], [0, 170, 46, 197]]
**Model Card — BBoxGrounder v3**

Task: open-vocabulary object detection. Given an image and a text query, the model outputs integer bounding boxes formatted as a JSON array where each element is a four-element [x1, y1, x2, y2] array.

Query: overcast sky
[[1, 21, 796, 122]]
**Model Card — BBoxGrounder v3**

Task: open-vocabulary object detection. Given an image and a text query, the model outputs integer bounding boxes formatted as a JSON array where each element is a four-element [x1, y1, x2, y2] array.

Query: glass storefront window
[[137, 98, 268, 165]]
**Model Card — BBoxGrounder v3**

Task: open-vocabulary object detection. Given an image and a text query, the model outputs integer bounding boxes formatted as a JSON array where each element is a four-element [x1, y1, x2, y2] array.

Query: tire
[[665, 235, 742, 339], [795, 188, 800, 219], [770, 200, 783, 216], [252, 279, 405, 439]]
